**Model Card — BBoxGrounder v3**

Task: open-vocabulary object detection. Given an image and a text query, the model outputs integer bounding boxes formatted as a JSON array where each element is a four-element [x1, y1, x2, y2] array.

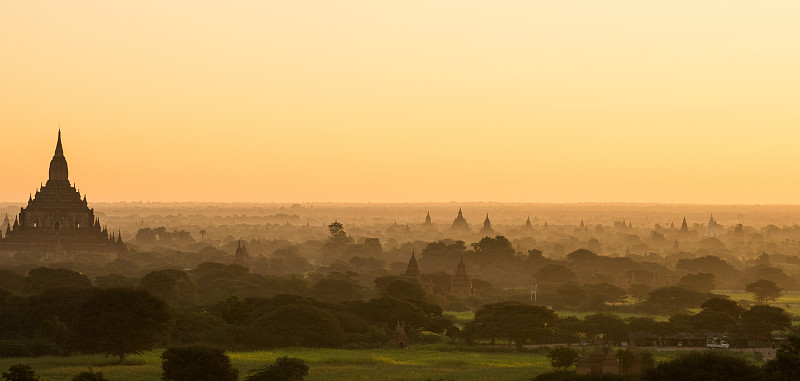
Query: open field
[[0, 347, 552, 381], [714, 290, 800, 321]]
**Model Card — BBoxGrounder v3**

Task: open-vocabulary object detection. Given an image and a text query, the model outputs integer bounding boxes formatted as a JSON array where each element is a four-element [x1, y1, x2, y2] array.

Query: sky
[[1, 1, 799, 203]]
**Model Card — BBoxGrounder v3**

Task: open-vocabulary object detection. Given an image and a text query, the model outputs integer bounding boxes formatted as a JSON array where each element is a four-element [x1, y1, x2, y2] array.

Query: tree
[[466, 302, 557, 349], [581, 314, 627, 342], [640, 286, 708, 314], [677, 273, 715, 294], [308, 276, 363, 303], [764, 330, 800, 381], [641, 351, 764, 381], [627, 283, 651, 303], [71, 368, 109, 381], [325, 221, 353, 256], [140, 269, 197, 305], [472, 236, 515, 260], [74, 288, 172, 364], [253, 304, 343, 347], [585, 282, 627, 306], [534, 264, 578, 285], [382, 279, 425, 301], [1, 364, 40, 381], [738, 305, 791, 339], [161, 345, 238, 381], [20, 267, 92, 295], [199, 229, 206, 242], [700, 297, 744, 319], [245, 356, 309, 381], [745, 279, 783, 303], [547, 346, 579, 370]]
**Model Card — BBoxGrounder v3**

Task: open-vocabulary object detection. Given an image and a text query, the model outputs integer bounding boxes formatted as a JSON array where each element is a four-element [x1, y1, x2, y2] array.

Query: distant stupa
[[449, 208, 471, 233], [234, 240, 251, 267], [479, 214, 495, 236], [524, 216, 533, 230], [704, 215, 718, 237], [680, 217, 689, 233], [424, 210, 432, 225], [450, 256, 473, 297]]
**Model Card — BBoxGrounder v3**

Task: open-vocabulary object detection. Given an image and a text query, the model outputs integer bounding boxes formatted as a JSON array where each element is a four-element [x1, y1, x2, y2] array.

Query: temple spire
[[55, 129, 64, 157], [48, 130, 69, 181]]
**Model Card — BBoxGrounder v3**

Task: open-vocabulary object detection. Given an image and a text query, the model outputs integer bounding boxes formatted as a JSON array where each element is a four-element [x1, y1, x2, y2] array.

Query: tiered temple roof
[[0, 131, 127, 260]]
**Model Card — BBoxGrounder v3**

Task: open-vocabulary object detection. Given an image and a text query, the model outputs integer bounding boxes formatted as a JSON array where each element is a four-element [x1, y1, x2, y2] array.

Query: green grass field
[[714, 290, 800, 321], [0, 347, 552, 381]]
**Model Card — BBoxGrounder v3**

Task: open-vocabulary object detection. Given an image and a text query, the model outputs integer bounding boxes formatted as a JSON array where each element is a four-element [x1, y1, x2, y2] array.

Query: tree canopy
[[74, 288, 172, 363]]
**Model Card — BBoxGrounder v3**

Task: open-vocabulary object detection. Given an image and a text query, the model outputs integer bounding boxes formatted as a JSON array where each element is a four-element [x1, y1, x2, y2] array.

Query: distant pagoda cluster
[[0, 131, 127, 261], [403, 251, 473, 298]]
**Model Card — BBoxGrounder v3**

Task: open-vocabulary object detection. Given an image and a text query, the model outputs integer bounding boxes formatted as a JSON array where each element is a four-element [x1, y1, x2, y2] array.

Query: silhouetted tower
[[704, 215, 718, 237], [449, 208, 470, 233], [479, 214, 495, 236], [580, 219, 585, 228], [525, 216, 533, 229], [0, 214, 9, 237], [450, 256, 473, 297], [234, 240, 251, 267], [424, 210, 432, 225], [0, 131, 126, 260], [391, 321, 410, 349], [680, 217, 689, 233], [673, 239, 679, 250], [403, 251, 433, 293], [404, 250, 421, 279]]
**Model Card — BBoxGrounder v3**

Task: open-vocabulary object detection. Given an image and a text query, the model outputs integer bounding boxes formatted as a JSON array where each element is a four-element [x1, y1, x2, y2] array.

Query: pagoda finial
[[54, 129, 64, 157]]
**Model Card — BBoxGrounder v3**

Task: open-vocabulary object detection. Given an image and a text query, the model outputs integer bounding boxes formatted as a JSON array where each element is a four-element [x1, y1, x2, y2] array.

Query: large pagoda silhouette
[[0, 131, 126, 261]]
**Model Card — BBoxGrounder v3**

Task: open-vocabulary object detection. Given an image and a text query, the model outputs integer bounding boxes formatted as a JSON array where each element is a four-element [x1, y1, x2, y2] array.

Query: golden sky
[[1, 1, 799, 203]]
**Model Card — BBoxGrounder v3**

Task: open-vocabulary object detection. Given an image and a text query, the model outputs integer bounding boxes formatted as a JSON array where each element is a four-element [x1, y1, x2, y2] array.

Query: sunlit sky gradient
[[2, 1, 799, 203]]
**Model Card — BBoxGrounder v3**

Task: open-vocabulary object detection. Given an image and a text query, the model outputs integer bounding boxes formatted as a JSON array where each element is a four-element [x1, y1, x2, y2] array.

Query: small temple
[[524, 216, 533, 231], [449, 208, 470, 233], [680, 216, 689, 233], [234, 240, 251, 267], [704, 215, 718, 237], [424, 210, 432, 225], [403, 251, 434, 293], [479, 213, 495, 236], [449, 256, 473, 297], [0, 131, 127, 261]]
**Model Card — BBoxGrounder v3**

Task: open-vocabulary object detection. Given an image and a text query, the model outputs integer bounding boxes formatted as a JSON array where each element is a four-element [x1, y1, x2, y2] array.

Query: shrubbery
[[161, 345, 238, 381]]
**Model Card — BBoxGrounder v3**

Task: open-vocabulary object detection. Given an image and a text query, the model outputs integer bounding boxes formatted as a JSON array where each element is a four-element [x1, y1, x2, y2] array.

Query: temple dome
[[48, 130, 69, 182]]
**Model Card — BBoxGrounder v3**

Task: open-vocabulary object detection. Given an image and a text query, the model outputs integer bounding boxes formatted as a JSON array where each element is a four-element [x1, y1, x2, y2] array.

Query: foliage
[[71, 368, 109, 381], [161, 345, 238, 381], [676, 273, 715, 294], [764, 330, 800, 381], [640, 286, 708, 314], [245, 356, 309, 381], [738, 304, 791, 339], [532, 370, 629, 381], [641, 351, 764, 381], [745, 279, 783, 303], [74, 288, 172, 363], [546, 346, 578, 370], [140, 269, 197, 305], [253, 304, 344, 348], [465, 302, 557, 349], [1, 364, 41, 381], [20, 268, 92, 295]]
